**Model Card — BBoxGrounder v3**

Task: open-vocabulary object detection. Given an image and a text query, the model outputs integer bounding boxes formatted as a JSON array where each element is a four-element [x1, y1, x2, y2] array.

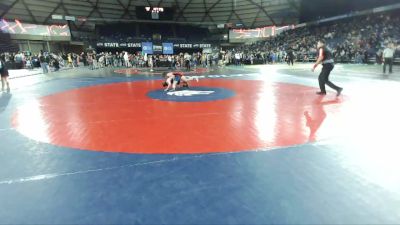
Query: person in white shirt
[[143, 54, 148, 67], [383, 43, 395, 74], [184, 53, 191, 71], [123, 52, 130, 67], [167, 55, 172, 68], [148, 55, 153, 72], [92, 52, 98, 69], [234, 53, 240, 66]]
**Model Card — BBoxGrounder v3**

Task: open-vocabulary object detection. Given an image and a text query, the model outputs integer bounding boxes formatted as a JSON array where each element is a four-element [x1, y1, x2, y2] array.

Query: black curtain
[[0, 30, 18, 53]]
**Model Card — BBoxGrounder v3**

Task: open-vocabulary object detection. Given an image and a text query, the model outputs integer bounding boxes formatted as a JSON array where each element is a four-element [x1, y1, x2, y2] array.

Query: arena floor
[[1, 63, 399, 224]]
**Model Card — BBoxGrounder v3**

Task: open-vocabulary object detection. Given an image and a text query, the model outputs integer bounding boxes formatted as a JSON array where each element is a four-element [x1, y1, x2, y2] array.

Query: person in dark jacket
[[51, 56, 60, 72], [312, 40, 343, 96], [39, 53, 48, 74], [0, 55, 10, 92]]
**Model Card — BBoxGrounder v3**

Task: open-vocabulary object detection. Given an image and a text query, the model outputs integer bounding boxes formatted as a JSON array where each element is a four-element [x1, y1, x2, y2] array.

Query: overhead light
[[65, 16, 76, 21], [51, 14, 63, 20]]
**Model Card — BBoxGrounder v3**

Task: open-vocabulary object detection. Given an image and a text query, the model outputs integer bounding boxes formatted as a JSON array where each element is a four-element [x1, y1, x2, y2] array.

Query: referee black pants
[[185, 60, 190, 70], [383, 58, 393, 74], [319, 63, 341, 93], [288, 57, 294, 65]]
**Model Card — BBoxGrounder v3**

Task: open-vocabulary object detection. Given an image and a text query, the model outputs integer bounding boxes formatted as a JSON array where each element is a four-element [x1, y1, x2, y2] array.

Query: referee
[[383, 43, 395, 74], [312, 40, 343, 96]]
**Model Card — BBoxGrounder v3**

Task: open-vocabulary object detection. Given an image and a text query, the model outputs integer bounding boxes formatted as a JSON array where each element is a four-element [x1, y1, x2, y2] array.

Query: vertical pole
[[27, 40, 31, 52], [47, 41, 51, 52]]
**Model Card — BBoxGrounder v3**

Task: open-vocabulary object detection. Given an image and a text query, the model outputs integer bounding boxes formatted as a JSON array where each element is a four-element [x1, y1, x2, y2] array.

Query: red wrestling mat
[[12, 79, 342, 154]]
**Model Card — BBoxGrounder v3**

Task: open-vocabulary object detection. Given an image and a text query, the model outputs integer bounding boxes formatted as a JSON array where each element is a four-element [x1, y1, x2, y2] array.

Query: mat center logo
[[166, 90, 215, 96], [147, 86, 235, 102]]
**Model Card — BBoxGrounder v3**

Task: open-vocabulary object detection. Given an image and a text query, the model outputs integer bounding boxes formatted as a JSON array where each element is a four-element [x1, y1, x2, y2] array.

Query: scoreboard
[[136, 6, 174, 20]]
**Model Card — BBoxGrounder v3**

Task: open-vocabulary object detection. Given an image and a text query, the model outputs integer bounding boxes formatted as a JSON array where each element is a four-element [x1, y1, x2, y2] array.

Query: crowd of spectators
[[224, 10, 400, 65], [2, 10, 400, 74], [85, 51, 222, 71], [0, 50, 225, 74], [0, 51, 81, 73]]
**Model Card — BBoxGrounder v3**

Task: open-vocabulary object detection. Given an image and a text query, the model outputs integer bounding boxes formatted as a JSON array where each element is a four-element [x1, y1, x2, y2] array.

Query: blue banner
[[162, 42, 174, 54], [142, 42, 153, 54]]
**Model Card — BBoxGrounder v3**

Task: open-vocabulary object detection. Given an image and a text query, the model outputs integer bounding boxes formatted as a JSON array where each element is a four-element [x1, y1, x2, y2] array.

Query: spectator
[[383, 43, 395, 74], [39, 53, 48, 74]]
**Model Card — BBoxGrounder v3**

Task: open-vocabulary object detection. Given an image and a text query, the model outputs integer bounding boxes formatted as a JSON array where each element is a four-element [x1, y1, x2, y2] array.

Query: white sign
[[127, 43, 141, 47], [104, 43, 119, 47], [52, 15, 63, 20], [179, 44, 192, 48]]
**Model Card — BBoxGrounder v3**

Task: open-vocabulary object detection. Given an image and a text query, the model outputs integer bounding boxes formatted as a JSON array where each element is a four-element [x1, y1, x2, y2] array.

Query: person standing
[[0, 55, 10, 92], [87, 53, 94, 70], [234, 52, 240, 66], [287, 48, 294, 66], [67, 53, 74, 68], [383, 43, 395, 74], [81, 52, 87, 66], [123, 52, 130, 67], [93, 52, 98, 69], [39, 53, 49, 74], [45, 53, 51, 72], [201, 53, 207, 67], [184, 53, 191, 71], [73, 53, 79, 67], [167, 55, 172, 69], [148, 55, 154, 72], [312, 40, 343, 96], [52, 55, 60, 72], [62, 53, 67, 67]]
